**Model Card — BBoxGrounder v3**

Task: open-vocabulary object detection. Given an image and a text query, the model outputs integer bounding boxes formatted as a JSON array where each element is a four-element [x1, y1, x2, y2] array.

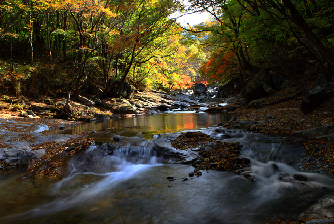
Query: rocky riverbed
[[1, 83, 334, 174], [1, 86, 334, 223]]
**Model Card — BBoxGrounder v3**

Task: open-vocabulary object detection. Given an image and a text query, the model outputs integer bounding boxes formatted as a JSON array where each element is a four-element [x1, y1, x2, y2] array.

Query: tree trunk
[[115, 42, 137, 96], [282, 0, 334, 73], [63, 12, 67, 61], [46, 10, 52, 62], [272, 44, 308, 95], [29, 9, 33, 65]]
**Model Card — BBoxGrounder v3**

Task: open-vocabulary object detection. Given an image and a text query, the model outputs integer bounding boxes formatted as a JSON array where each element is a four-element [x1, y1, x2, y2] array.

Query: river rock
[[317, 73, 333, 90], [263, 82, 276, 94], [293, 125, 334, 136], [306, 219, 334, 224], [217, 78, 241, 98], [280, 80, 291, 89], [241, 70, 268, 103], [31, 148, 46, 159], [248, 98, 265, 108], [87, 84, 104, 98], [293, 173, 308, 181], [20, 111, 29, 117], [27, 110, 36, 117], [156, 104, 170, 111], [94, 113, 110, 120], [300, 86, 331, 114], [166, 176, 175, 181], [192, 83, 207, 95], [78, 95, 95, 106], [244, 173, 254, 181]]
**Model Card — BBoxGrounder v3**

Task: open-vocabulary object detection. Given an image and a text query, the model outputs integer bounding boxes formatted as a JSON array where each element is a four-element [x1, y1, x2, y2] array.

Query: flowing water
[[1, 112, 334, 224]]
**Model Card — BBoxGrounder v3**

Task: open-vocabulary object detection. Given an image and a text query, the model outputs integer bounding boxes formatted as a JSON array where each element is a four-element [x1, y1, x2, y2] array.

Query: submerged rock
[[293, 173, 308, 182]]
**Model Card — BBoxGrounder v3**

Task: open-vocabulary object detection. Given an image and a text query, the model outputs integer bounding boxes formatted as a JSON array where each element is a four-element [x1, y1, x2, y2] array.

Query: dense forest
[[0, 0, 333, 100]]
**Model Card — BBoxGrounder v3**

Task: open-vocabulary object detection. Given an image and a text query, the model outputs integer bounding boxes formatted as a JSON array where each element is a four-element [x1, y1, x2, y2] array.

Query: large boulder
[[300, 86, 331, 114], [241, 69, 284, 103], [192, 83, 207, 95], [78, 95, 95, 106], [217, 78, 241, 98], [241, 70, 268, 103], [87, 84, 104, 98], [263, 82, 276, 94], [109, 81, 136, 99], [262, 69, 285, 90], [317, 73, 333, 90]]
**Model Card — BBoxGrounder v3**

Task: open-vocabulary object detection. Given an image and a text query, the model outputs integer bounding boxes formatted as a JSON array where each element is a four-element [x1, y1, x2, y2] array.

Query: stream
[[1, 111, 334, 224]]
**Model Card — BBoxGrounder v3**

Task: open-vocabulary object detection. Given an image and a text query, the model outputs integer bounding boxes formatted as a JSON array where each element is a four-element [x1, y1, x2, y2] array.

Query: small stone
[[244, 173, 254, 181], [182, 177, 188, 181], [27, 110, 36, 116], [293, 173, 308, 181], [188, 172, 194, 177], [166, 176, 175, 181], [272, 164, 279, 172], [113, 137, 121, 142]]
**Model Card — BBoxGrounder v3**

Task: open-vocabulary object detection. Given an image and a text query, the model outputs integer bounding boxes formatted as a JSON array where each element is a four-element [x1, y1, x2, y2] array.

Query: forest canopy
[[0, 0, 204, 98], [0, 0, 333, 98]]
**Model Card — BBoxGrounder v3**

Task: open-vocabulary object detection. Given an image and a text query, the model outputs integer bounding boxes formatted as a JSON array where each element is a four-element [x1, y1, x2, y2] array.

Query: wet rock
[[94, 113, 110, 120], [241, 70, 268, 103], [272, 163, 279, 172], [156, 104, 170, 111], [293, 173, 308, 181], [192, 83, 207, 95], [263, 82, 276, 94], [235, 158, 250, 165], [217, 78, 241, 98], [239, 121, 251, 126], [248, 98, 265, 108], [305, 219, 334, 224], [78, 95, 95, 106], [166, 176, 175, 181], [195, 171, 202, 176], [31, 149, 45, 159], [188, 172, 194, 177], [300, 86, 331, 114], [280, 80, 291, 89], [293, 125, 334, 136], [244, 173, 254, 181], [228, 116, 237, 122], [27, 110, 36, 117], [267, 115, 275, 119], [317, 73, 333, 90], [225, 106, 238, 112]]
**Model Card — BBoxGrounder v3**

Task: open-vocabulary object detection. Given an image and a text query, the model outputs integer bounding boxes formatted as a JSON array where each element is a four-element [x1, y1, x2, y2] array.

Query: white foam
[[34, 124, 49, 132]]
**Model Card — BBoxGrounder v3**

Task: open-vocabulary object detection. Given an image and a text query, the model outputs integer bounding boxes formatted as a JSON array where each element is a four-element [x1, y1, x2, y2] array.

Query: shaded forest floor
[[222, 82, 334, 177]]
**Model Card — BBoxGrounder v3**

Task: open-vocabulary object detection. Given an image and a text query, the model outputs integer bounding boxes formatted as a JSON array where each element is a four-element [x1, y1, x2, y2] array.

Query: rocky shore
[[1, 81, 334, 223], [1, 79, 334, 176]]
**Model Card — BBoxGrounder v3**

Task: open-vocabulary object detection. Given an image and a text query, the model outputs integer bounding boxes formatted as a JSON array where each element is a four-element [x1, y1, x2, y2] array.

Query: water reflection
[[59, 112, 233, 139]]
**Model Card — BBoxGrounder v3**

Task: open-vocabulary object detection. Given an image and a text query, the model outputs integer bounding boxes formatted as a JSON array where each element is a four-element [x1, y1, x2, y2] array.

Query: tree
[[237, 0, 334, 74]]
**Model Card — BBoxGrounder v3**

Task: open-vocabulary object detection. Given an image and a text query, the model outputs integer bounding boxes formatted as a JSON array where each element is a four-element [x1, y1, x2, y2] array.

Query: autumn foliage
[[199, 48, 236, 84]]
